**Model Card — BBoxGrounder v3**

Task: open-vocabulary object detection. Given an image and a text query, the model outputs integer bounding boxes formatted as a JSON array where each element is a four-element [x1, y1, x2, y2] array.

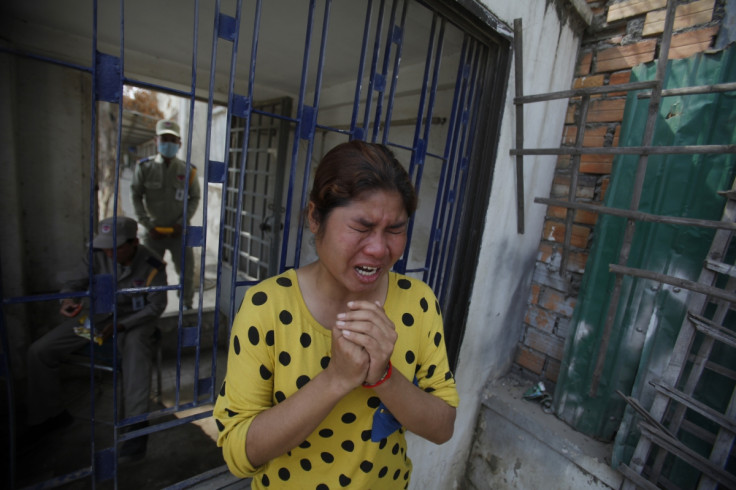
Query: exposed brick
[[537, 242, 556, 263], [643, 0, 716, 36], [537, 244, 589, 278], [566, 250, 589, 274], [545, 358, 562, 383], [542, 220, 590, 249], [598, 176, 611, 200], [548, 205, 567, 220], [573, 74, 605, 89], [584, 126, 609, 147], [566, 104, 577, 124], [556, 154, 571, 169], [668, 26, 719, 59], [540, 288, 577, 317], [546, 205, 597, 226], [607, 0, 667, 23], [588, 99, 626, 123], [563, 125, 610, 147], [532, 261, 571, 292], [556, 316, 571, 338], [574, 208, 599, 226], [516, 346, 545, 375], [596, 40, 657, 72], [525, 330, 565, 360], [529, 283, 541, 304], [525, 304, 555, 333], [580, 154, 614, 174], [587, 98, 627, 122], [609, 71, 632, 85], [552, 174, 598, 200], [608, 71, 632, 95], [576, 51, 593, 76]]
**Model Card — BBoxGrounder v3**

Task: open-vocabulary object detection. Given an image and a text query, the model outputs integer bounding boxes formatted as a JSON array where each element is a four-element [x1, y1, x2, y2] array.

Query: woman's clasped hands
[[329, 300, 397, 390]]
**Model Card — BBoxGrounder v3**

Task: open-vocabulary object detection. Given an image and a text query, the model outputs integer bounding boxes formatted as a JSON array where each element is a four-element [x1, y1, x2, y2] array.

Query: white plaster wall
[[405, 2, 582, 488]]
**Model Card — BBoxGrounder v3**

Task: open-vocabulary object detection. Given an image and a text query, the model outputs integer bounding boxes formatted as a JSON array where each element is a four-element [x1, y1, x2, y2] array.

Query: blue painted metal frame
[[1, 0, 500, 487]]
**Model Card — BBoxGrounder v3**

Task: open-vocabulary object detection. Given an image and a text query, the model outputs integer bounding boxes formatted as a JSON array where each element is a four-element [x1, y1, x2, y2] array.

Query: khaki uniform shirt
[[130, 154, 201, 232]]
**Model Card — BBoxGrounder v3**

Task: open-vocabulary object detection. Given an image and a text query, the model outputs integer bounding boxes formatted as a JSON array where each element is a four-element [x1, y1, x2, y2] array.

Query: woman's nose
[[363, 231, 388, 257]]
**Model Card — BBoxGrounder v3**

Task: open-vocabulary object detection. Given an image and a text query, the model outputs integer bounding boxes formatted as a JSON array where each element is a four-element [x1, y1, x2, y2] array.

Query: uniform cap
[[92, 217, 138, 249], [156, 119, 180, 138]]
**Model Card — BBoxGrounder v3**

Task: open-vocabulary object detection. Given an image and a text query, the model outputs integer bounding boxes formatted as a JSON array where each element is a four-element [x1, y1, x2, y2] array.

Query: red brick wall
[[514, 0, 723, 386]]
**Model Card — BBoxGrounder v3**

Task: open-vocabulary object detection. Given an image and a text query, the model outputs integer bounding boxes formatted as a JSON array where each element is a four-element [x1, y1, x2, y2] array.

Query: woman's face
[[310, 189, 409, 295]]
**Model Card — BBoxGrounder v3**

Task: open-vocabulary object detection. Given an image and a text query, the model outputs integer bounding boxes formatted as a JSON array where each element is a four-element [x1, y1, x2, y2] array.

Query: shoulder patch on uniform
[[146, 256, 166, 270]]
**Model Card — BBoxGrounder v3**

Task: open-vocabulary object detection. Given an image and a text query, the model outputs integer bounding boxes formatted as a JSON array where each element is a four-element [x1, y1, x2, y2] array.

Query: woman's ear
[[307, 202, 319, 233]]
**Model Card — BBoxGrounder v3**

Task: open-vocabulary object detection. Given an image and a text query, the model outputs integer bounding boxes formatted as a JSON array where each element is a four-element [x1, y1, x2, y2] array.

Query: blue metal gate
[[1, 0, 509, 487]]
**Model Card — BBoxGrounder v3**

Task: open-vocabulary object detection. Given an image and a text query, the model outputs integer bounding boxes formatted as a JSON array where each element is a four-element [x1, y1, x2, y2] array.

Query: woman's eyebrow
[[352, 217, 408, 228]]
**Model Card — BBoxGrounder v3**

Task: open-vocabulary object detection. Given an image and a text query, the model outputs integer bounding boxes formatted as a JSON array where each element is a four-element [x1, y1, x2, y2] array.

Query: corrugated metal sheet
[[554, 46, 736, 447]]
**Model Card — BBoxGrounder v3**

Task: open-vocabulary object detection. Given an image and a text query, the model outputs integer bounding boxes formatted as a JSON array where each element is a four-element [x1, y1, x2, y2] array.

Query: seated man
[[25, 216, 167, 462]]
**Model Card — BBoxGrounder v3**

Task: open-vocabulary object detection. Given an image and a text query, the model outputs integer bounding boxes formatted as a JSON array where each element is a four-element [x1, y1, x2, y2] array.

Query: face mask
[[158, 142, 179, 159]]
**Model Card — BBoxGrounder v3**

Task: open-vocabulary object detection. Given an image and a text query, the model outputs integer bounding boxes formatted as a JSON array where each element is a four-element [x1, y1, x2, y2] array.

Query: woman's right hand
[[326, 324, 370, 393]]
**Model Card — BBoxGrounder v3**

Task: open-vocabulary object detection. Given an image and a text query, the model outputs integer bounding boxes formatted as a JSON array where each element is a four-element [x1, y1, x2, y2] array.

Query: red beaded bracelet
[[362, 361, 393, 388]]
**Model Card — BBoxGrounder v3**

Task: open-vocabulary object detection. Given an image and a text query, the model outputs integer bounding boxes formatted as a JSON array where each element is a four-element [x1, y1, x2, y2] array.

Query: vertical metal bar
[[401, 13, 443, 273], [380, 0, 407, 144], [226, 0, 252, 342], [514, 18, 525, 234], [280, 0, 317, 271], [410, 14, 443, 187], [560, 94, 590, 275], [349, 0, 374, 138], [590, 0, 676, 397], [425, 35, 469, 288], [361, 0, 386, 137], [186, 0, 205, 404], [372, 0, 399, 142], [295, 0, 333, 267], [433, 41, 475, 297], [0, 264, 15, 490], [289, 0, 335, 269], [437, 41, 482, 305], [89, 1, 104, 486], [199, 0, 229, 403]]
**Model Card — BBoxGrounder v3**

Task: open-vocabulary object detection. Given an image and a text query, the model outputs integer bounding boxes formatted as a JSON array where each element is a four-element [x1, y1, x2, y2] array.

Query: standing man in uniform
[[130, 119, 201, 309], [25, 216, 167, 461]]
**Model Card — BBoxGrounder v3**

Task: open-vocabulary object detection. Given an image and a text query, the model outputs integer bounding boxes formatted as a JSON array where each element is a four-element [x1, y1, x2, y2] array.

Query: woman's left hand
[[336, 300, 397, 385]]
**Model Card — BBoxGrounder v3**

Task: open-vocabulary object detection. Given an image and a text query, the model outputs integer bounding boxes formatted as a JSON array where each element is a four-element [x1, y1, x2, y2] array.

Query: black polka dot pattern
[[279, 310, 293, 325], [248, 326, 259, 345], [252, 291, 267, 306], [214, 272, 457, 489]]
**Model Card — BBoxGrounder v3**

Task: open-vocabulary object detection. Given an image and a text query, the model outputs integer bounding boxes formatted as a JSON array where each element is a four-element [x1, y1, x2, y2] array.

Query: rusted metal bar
[[514, 18, 524, 234], [651, 382, 736, 433], [608, 263, 736, 303], [637, 422, 736, 489], [638, 81, 736, 99], [512, 144, 736, 156], [535, 197, 736, 230], [689, 312, 736, 349], [515, 79, 659, 103], [618, 464, 661, 490]]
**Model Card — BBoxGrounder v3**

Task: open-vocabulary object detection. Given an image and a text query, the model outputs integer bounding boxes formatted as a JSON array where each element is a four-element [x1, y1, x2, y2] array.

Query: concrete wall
[[407, 2, 586, 487], [0, 52, 92, 376]]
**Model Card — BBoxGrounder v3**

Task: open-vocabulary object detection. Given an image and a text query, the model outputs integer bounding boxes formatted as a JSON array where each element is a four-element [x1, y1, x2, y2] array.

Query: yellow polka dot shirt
[[214, 269, 459, 489]]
